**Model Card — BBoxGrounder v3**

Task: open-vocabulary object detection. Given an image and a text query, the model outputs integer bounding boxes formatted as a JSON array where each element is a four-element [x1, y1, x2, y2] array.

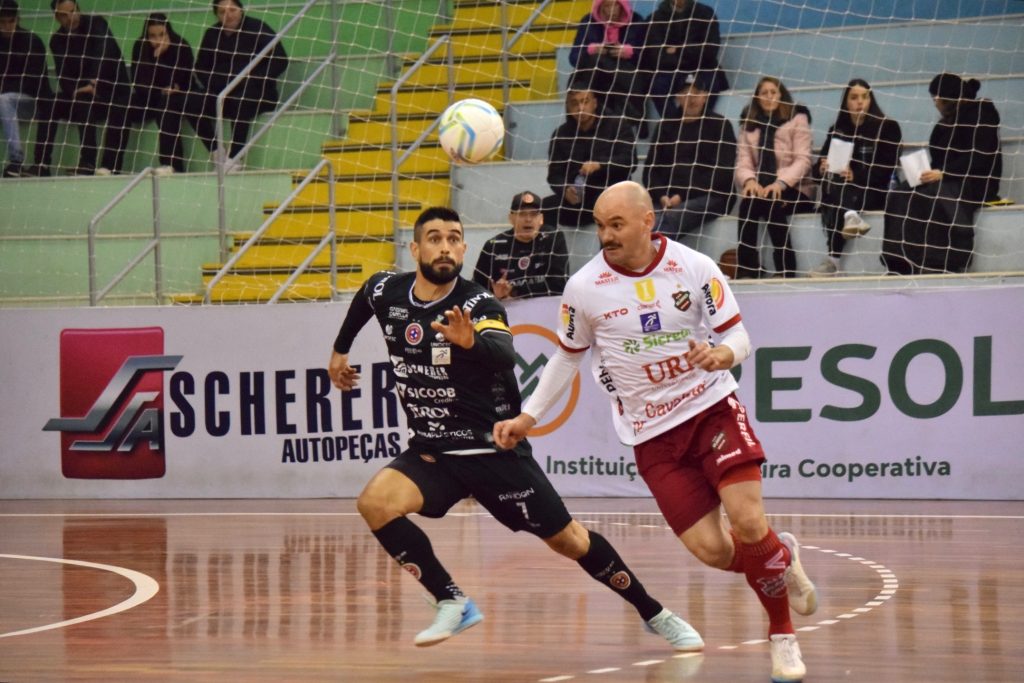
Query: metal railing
[[205, 158, 337, 304], [389, 35, 454, 236], [215, 0, 338, 261], [499, 0, 554, 114], [87, 167, 163, 306]]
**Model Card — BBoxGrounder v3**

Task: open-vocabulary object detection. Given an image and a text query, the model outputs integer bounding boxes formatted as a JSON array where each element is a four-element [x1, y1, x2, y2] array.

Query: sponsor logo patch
[[609, 570, 632, 590], [640, 312, 661, 333]]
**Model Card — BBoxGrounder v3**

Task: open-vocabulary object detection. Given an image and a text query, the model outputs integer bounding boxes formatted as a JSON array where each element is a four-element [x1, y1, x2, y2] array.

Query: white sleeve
[[718, 320, 751, 368], [521, 346, 585, 420]]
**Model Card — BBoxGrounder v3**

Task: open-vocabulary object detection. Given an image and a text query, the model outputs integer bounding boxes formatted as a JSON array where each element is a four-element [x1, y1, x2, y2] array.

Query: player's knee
[[728, 509, 769, 543], [356, 487, 398, 527], [688, 538, 733, 569], [543, 521, 588, 559]]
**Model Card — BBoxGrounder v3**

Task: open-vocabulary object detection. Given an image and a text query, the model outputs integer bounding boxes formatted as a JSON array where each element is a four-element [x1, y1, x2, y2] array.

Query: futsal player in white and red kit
[[495, 181, 818, 683]]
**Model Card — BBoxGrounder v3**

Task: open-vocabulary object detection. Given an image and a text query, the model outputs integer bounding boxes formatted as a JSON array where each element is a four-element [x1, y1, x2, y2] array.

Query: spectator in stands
[[36, 0, 132, 176], [643, 0, 728, 116], [734, 76, 813, 279], [541, 83, 638, 231], [643, 69, 736, 241], [0, 0, 53, 178], [128, 14, 197, 175], [881, 74, 1002, 275], [472, 190, 569, 300], [810, 78, 902, 276], [193, 0, 288, 168], [568, 0, 648, 126]]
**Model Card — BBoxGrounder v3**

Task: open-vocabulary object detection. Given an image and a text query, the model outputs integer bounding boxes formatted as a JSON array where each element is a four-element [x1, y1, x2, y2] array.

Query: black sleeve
[[644, 125, 669, 198], [545, 230, 570, 295], [547, 127, 572, 192], [814, 128, 834, 181], [472, 238, 497, 289], [253, 19, 289, 79], [866, 118, 902, 190], [331, 275, 380, 353], [708, 118, 737, 198], [194, 29, 216, 91]]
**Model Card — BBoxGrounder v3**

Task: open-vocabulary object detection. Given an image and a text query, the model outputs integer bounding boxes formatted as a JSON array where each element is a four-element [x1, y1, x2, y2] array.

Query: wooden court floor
[[1, 497, 1022, 682]]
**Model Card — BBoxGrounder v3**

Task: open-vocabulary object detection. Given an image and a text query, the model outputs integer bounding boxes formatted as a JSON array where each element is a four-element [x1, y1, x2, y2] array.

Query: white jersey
[[558, 235, 742, 445]]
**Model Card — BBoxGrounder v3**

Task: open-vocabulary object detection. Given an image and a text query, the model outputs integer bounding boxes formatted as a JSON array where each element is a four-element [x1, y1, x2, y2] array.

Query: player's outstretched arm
[[328, 351, 360, 390], [493, 413, 537, 450]]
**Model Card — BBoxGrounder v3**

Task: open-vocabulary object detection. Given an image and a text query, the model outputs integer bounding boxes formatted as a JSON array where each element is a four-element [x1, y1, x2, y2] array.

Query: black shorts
[[387, 448, 572, 539]]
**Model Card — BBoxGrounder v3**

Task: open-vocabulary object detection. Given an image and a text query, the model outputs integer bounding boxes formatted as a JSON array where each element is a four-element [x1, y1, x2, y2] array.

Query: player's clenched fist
[[493, 413, 537, 450]]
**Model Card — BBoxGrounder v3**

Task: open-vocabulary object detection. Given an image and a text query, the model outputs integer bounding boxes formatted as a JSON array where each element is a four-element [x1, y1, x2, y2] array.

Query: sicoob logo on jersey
[[42, 327, 182, 479]]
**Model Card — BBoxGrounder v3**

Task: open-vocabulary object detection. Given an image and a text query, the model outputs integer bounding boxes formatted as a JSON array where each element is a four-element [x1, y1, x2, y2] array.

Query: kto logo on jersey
[[703, 278, 725, 315], [42, 327, 181, 479], [602, 307, 628, 320], [634, 278, 656, 303]]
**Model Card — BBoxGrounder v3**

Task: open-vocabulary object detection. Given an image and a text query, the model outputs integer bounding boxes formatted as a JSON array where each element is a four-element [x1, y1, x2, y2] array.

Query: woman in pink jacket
[[734, 77, 814, 278]]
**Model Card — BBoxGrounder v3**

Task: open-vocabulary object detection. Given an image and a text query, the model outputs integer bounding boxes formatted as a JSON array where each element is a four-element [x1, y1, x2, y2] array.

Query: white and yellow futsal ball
[[437, 99, 504, 165]]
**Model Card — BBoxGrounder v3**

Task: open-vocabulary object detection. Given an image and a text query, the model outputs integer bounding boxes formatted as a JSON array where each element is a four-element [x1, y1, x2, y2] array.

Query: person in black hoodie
[[541, 83, 638, 230], [810, 78, 902, 276], [36, 0, 132, 175], [192, 0, 288, 166], [643, 70, 736, 241], [0, 0, 54, 177], [882, 74, 1002, 275], [128, 14, 196, 174], [643, 0, 728, 116]]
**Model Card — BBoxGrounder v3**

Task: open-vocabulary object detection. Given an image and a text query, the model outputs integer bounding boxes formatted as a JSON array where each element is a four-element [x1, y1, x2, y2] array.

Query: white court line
[[532, 523, 901, 682], [0, 554, 160, 639]]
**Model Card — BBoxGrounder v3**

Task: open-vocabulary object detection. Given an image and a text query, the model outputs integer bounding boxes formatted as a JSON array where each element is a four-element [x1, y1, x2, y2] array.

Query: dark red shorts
[[634, 393, 766, 535]]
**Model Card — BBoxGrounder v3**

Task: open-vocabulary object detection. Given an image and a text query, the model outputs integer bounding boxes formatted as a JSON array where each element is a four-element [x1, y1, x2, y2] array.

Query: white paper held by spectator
[[826, 138, 854, 173], [900, 149, 931, 187]]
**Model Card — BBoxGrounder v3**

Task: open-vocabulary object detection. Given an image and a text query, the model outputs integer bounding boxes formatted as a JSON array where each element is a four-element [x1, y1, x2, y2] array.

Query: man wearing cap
[[473, 191, 570, 300], [643, 70, 736, 241]]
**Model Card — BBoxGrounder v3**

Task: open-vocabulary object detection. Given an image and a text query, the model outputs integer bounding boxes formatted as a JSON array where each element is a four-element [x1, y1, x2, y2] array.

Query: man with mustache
[[328, 206, 703, 652], [495, 182, 818, 682]]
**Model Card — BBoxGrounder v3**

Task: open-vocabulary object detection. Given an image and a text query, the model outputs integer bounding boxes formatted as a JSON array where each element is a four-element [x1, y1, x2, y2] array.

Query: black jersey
[[472, 226, 569, 299], [334, 271, 528, 456]]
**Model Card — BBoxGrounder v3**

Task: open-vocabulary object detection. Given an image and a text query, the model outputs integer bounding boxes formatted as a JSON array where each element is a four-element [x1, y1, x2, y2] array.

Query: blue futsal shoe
[[414, 597, 483, 647], [644, 608, 705, 651]]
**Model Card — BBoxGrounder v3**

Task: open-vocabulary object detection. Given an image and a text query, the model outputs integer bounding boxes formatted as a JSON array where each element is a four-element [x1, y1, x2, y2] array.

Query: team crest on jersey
[[405, 323, 424, 345], [673, 289, 692, 311], [640, 312, 661, 333], [518, 255, 531, 270], [634, 278, 656, 302]]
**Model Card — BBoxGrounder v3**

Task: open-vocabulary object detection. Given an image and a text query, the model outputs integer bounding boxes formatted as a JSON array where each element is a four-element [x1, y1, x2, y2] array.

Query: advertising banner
[[1, 284, 1021, 500]]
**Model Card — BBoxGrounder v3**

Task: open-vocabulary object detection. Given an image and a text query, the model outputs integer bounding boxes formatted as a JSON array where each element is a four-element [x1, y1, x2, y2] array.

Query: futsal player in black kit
[[328, 206, 703, 650]]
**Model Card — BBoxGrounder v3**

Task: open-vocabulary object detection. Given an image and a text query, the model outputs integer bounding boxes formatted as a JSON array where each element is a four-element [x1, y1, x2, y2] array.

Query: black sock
[[372, 517, 463, 602], [577, 530, 663, 621]]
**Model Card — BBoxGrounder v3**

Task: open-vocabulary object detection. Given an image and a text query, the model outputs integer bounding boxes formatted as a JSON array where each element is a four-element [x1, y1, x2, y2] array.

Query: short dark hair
[[212, 0, 243, 10], [0, 0, 19, 19], [413, 207, 462, 242], [50, 0, 77, 10]]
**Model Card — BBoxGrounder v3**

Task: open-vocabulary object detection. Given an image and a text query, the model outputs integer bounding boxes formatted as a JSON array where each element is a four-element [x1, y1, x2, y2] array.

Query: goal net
[[0, 0, 1019, 306]]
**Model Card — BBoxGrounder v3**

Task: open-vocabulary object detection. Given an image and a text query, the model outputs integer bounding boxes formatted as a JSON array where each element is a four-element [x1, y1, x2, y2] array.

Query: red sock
[[740, 528, 794, 636], [725, 530, 745, 573]]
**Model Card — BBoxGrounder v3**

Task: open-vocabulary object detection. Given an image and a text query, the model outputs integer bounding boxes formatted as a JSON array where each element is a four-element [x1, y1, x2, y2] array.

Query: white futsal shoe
[[770, 633, 806, 682], [779, 531, 818, 616], [413, 597, 483, 647], [644, 608, 705, 651]]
